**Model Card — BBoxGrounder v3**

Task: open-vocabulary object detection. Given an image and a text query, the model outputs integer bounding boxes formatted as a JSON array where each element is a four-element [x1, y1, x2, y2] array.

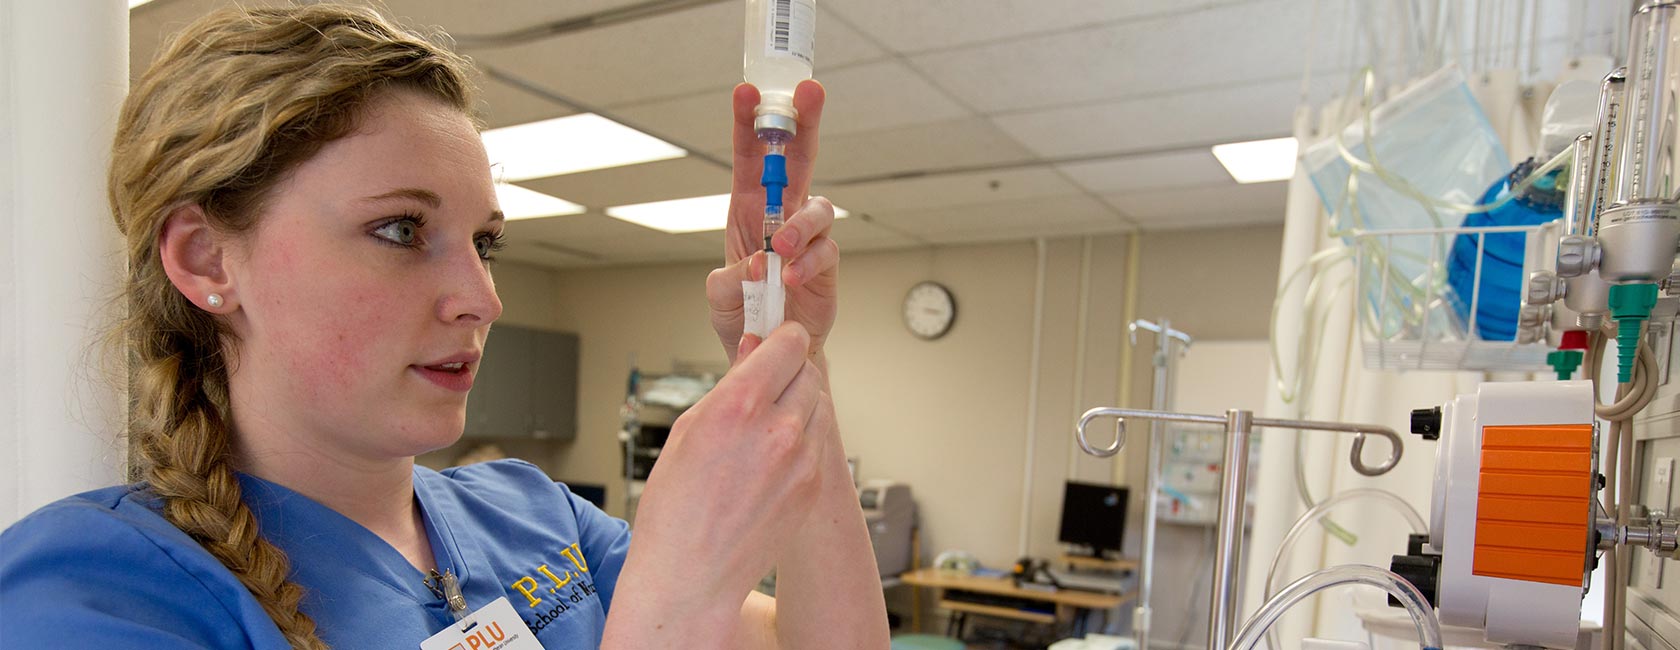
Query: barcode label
[[773, 0, 791, 50], [765, 0, 814, 65]]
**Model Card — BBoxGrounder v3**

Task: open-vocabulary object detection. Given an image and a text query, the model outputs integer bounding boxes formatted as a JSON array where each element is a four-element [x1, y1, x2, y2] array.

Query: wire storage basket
[[1351, 224, 1553, 371]]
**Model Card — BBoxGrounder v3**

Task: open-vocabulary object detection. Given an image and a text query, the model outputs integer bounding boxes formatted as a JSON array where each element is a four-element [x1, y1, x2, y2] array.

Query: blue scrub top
[[0, 459, 632, 649]]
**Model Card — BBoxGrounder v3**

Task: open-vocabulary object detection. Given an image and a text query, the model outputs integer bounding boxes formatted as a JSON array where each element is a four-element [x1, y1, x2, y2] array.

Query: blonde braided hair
[[110, 5, 475, 647]]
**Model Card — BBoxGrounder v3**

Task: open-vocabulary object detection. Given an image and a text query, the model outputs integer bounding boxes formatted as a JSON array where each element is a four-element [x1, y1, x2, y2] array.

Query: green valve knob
[[1546, 349, 1583, 380], [1608, 283, 1660, 384]]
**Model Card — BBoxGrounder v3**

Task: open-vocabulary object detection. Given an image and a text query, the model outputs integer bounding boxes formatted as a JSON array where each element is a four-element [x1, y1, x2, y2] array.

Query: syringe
[[758, 139, 788, 333]]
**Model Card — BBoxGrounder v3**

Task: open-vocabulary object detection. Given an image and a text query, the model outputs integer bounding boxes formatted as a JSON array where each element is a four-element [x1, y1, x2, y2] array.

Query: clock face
[[903, 282, 956, 340]]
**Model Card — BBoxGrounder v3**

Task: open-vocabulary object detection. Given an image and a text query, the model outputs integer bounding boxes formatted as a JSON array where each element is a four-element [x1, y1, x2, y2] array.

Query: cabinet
[[463, 324, 579, 440]]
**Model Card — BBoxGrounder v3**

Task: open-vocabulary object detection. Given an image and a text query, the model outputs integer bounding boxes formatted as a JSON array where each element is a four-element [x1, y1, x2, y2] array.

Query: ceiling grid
[[127, 0, 1341, 269]]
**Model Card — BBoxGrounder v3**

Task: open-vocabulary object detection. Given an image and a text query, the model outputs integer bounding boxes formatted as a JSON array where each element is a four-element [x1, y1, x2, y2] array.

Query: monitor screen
[[1057, 481, 1128, 557], [567, 483, 607, 509]]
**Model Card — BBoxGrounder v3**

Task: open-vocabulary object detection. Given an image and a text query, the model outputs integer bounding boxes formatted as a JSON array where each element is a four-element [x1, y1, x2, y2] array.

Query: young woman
[[0, 5, 887, 648]]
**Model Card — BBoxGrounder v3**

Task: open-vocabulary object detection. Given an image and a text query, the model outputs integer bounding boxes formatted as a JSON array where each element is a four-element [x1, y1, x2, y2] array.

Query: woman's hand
[[603, 322, 832, 642], [707, 80, 839, 365]]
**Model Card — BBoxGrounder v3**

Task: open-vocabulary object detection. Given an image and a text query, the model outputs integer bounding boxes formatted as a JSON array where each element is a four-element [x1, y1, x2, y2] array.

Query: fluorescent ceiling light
[[1211, 137, 1298, 184], [495, 183, 585, 221], [482, 114, 686, 182], [605, 194, 849, 234]]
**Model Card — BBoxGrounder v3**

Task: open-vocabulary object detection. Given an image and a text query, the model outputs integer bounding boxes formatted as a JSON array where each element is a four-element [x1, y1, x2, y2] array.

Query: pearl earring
[[206, 293, 224, 308]]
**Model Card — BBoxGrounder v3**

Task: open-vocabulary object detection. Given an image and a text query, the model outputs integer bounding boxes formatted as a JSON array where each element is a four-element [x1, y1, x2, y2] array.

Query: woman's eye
[[373, 218, 422, 246], [476, 232, 506, 260]]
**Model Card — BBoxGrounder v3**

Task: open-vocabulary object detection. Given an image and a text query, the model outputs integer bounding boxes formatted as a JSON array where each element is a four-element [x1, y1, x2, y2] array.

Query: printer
[[859, 480, 916, 578]]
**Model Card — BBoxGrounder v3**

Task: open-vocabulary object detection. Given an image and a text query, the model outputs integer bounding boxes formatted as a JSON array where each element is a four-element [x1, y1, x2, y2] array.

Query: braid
[[109, 5, 477, 646], [130, 343, 326, 649]]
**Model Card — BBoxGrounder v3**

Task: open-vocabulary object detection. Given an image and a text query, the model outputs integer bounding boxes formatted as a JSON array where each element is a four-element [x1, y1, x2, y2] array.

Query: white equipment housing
[[1430, 381, 1598, 649]]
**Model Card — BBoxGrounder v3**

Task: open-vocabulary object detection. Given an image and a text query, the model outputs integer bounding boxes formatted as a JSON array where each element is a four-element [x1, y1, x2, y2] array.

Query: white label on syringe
[[766, 0, 815, 65], [742, 280, 770, 339]]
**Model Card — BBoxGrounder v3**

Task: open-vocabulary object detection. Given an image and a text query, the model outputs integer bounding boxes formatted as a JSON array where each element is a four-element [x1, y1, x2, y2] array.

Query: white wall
[[2, 1, 128, 528]]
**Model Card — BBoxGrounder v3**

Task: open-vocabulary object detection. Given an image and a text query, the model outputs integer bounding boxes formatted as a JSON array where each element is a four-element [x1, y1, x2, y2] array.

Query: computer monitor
[[1057, 481, 1128, 558]]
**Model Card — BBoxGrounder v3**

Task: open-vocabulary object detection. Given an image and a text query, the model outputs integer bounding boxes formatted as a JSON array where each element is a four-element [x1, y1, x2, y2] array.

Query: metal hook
[[1128, 319, 1193, 352], [1076, 408, 1128, 457], [1347, 431, 1404, 476]]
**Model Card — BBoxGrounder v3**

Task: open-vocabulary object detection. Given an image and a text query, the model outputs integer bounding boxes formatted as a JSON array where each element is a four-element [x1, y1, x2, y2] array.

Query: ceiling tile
[[814, 60, 972, 135], [1056, 150, 1232, 194], [868, 194, 1130, 245], [1102, 182, 1287, 224], [990, 79, 1298, 159], [475, 74, 578, 129], [826, 217, 925, 251], [1134, 211, 1284, 231], [495, 240, 601, 269], [611, 91, 737, 157], [129, 0, 288, 78], [815, 167, 1083, 215], [814, 117, 1037, 182], [468, 3, 882, 110], [515, 157, 730, 209], [906, 0, 1312, 113], [503, 212, 718, 266], [382, 0, 645, 40], [824, 0, 1224, 54]]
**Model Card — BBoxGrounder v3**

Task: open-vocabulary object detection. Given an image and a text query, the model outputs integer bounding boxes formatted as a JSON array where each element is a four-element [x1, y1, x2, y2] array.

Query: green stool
[[891, 634, 965, 650]]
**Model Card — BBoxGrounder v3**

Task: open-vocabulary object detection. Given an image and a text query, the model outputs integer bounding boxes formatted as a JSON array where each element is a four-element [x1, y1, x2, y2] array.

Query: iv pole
[[1077, 407, 1402, 649], [1129, 318, 1192, 650]]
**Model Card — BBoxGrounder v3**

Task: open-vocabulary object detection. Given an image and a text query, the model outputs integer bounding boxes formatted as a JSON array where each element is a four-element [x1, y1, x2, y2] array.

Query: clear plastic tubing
[[1262, 488, 1428, 649], [1228, 565, 1444, 650], [1263, 489, 1428, 600]]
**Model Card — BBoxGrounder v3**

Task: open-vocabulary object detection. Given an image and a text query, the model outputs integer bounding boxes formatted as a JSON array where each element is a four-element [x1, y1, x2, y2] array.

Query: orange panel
[[1473, 547, 1589, 586], [1481, 449, 1592, 473], [1476, 495, 1585, 525], [1477, 473, 1591, 499], [1476, 521, 1588, 553], [1473, 424, 1593, 587], [1481, 425, 1595, 450]]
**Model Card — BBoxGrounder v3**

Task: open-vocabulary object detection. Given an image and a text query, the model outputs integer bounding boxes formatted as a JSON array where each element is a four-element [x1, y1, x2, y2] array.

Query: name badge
[[420, 597, 545, 650]]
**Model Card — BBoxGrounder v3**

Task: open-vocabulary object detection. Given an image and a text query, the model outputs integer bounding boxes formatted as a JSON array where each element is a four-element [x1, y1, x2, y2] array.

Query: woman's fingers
[[737, 333, 763, 364], [772, 196, 834, 258], [783, 80, 825, 203], [720, 322, 812, 409], [785, 236, 838, 288], [706, 255, 753, 313]]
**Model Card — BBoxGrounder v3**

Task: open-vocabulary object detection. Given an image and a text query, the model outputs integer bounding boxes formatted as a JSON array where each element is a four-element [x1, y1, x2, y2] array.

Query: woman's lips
[[411, 363, 473, 392]]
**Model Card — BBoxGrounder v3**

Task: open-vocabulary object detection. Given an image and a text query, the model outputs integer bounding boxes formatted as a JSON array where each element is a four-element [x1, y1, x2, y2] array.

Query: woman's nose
[[436, 246, 503, 325]]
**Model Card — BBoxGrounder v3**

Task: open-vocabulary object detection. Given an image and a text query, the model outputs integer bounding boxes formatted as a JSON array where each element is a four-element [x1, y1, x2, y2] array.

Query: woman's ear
[[158, 203, 238, 312]]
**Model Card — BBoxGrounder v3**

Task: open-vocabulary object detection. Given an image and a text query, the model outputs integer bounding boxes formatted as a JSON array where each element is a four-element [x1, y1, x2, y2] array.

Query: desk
[[898, 568, 1133, 638], [1060, 554, 1139, 573]]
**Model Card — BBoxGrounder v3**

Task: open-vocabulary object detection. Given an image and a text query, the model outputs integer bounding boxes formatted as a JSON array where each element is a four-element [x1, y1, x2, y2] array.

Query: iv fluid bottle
[[744, 0, 814, 142], [1446, 160, 1564, 341]]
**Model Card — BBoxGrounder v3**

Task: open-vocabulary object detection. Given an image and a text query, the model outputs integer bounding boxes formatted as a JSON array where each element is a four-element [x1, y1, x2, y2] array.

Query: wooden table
[[898, 568, 1133, 638]]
